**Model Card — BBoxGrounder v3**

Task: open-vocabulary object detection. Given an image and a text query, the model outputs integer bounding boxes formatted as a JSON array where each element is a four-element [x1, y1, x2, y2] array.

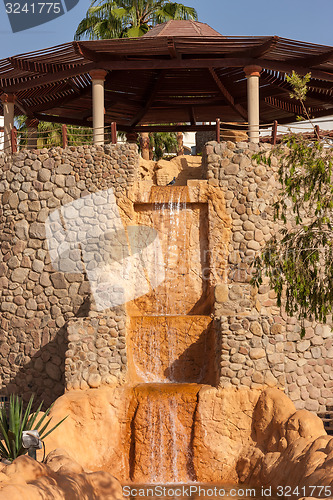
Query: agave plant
[[0, 394, 67, 461]]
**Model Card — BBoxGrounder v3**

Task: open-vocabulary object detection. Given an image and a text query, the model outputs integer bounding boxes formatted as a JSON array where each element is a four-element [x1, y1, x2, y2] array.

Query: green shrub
[[0, 394, 67, 461]]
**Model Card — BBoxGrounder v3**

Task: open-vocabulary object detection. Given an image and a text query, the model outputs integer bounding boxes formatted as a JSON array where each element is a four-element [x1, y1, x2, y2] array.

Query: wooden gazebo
[[1, 20, 333, 152]]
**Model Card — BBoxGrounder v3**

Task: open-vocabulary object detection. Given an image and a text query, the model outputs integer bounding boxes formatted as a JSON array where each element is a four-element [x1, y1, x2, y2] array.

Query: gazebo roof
[[1, 20, 333, 131], [141, 20, 224, 38]]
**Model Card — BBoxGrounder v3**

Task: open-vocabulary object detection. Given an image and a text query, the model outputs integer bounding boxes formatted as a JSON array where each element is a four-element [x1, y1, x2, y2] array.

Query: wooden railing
[[215, 119, 333, 145], [1, 122, 118, 154], [215, 119, 277, 144]]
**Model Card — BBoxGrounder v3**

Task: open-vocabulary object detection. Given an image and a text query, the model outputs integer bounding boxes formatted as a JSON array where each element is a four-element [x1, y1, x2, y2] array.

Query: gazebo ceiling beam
[[3, 56, 333, 94], [274, 106, 333, 125], [264, 95, 324, 115], [296, 106, 333, 119], [130, 70, 165, 127], [152, 97, 223, 106], [14, 98, 30, 116], [264, 96, 305, 114], [119, 123, 217, 133], [189, 106, 196, 125], [289, 49, 333, 68], [105, 91, 142, 106], [34, 112, 91, 127], [73, 41, 102, 62], [167, 38, 181, 59], [208, 67, 248, 120], [27, 90, 85, 113], [0, 63, 95, 93], [8, 55, 81, 75], [99, 58, 333, 82], [305, 90, 333, 106], [229, 36, 279, 58]]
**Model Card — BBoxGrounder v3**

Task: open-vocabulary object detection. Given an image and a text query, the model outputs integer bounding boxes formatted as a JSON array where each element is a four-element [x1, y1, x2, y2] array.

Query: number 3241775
[[5, 3, 61, 14], [277, 486, 332, 497]]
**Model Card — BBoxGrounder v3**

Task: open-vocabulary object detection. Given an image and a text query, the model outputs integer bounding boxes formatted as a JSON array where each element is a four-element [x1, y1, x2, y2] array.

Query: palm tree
[[75, 0, 197, 40], [16, 117, 93, 148], [75, 1, 197, 158]]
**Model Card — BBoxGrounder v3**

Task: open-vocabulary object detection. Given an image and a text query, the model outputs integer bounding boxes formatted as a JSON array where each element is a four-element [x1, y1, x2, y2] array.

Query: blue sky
[[0, 0, 332, 59]]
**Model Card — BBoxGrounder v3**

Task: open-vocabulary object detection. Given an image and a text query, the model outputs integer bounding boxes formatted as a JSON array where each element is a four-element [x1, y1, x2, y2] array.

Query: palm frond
[[74, 0, 198, 40]]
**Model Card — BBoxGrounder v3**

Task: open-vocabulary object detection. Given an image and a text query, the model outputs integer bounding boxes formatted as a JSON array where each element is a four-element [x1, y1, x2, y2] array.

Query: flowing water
[[150, 186, 189, 316], [130, 186, 212, 483], [131, 384, 200, 484]]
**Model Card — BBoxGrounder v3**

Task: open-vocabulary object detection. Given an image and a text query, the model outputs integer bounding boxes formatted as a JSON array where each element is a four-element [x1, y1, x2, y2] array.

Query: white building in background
[[261, 115, 333, 142], [0, 116, 4, 151], [183, 132, 196, 154]]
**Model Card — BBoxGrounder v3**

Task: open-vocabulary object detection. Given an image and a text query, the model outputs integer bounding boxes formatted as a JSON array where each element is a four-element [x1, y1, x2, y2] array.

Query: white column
[[90, 70, 107, 145], [244, 65, 261, 143], [26, 118, 39, 150], [1, 93, 15, 154]]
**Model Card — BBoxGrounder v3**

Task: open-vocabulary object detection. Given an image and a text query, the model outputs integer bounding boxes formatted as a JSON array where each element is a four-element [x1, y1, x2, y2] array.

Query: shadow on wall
[[127, 316, 218, 386], [1, 293, 91, 410], [165, 324, 218, 386], [3, 326, 67, 410]]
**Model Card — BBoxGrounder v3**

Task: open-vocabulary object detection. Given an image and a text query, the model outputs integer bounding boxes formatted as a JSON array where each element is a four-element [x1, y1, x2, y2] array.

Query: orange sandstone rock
[[0, 451, 123, 500], [33, 385, 332, 489], [193, 386, 261, 483], [43, 386, 134, 480]]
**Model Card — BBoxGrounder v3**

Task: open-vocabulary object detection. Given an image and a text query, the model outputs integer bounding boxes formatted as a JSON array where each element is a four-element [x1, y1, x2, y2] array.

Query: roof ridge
[[158, 20, 173, 36], [142, 20, 223, 38]]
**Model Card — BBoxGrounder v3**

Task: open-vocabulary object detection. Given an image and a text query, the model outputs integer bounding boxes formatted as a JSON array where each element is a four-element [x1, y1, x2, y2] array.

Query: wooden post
[[62, 124, 68, 148], [271, 120, 278, 145], [314, 124, 320, 141], [26, 118, 39, 150], [11, 127, 17, 154], [126, 131, 139, 144], [177, 131, 184, 156], [111, 122, 117, 144], [216, 118, 221, 143]]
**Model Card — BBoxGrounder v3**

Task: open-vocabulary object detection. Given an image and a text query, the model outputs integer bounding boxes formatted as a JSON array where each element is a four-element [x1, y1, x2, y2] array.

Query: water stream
[[130, 186, 210, 483], [151, 186, 189, 316]]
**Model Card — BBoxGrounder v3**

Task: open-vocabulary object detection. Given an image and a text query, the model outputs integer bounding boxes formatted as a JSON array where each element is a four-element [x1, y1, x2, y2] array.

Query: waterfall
[[128, 186, 214, 484], [150, 186, 189, 316], [132, 384, 199, 484]]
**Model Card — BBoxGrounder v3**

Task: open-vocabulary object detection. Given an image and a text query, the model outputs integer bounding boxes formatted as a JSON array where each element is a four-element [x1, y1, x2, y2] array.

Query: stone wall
[[1, 139, 332, 412], [66, 308, 127, 391], [205, 140, 333, 411], [0, 144, 138, 406]]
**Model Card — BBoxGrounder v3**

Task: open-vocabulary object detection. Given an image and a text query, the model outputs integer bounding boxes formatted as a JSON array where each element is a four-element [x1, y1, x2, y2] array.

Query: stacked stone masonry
[[0, 140, 332, 412], [0, 144, 138, 406], [66, 309, 127, 391], [204, 140, 333, 412]]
